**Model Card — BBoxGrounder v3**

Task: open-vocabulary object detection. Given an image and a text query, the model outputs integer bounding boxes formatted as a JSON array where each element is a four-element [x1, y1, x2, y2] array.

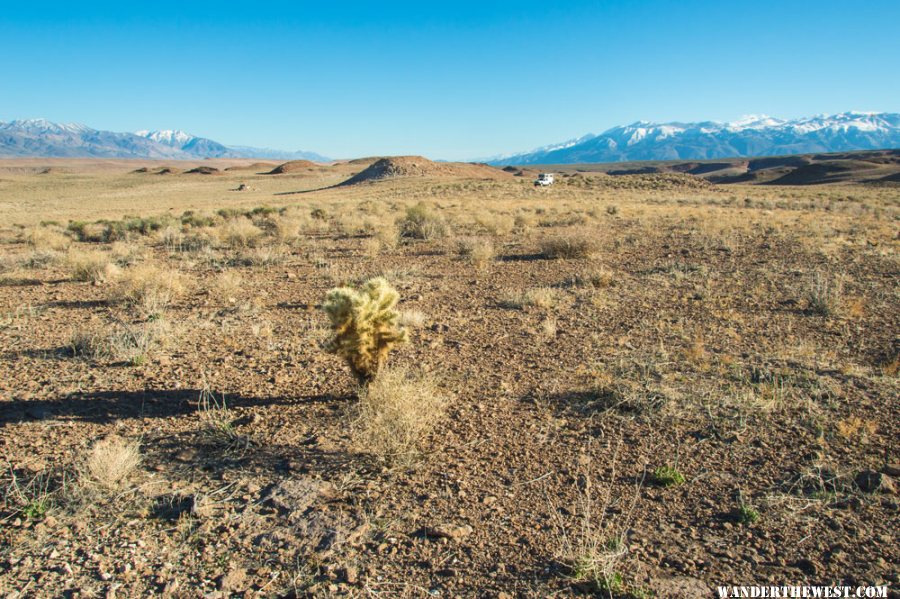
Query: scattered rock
[[219, 567, 247, 592], [428, 524, 473, 541], [856, 470, 897, 494]]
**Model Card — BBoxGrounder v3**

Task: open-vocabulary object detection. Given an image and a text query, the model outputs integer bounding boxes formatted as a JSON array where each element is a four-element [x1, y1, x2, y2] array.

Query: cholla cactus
[[323, 277, 409, 383]]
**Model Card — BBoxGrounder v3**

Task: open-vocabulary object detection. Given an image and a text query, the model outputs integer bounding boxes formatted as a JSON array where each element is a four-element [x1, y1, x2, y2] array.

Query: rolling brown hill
[[541, 149, 900, 185], [339, 156, 510, 186]]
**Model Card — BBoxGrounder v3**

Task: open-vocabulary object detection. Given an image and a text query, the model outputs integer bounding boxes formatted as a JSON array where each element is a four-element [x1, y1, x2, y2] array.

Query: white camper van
[[534, 173, 554, 186]]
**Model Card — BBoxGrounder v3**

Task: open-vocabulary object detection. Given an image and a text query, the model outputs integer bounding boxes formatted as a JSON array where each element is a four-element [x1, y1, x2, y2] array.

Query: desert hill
[[544, 149, 900, 186], [265, 160, 320, 174], [339, 156, 510, 186]]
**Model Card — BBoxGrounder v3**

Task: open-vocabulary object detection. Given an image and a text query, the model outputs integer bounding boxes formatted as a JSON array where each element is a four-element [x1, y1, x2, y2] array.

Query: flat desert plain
[[0, 158, 898, 597]]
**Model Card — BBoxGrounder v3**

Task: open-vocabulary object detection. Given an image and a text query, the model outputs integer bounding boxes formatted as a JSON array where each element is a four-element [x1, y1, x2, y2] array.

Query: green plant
[[735, 503, 760, 525], [322, 277, 408, 383], [651, 466, 685, 487]]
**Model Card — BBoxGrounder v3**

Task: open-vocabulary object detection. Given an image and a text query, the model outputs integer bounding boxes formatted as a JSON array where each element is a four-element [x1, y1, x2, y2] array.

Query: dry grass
[[213, 271, 243, 300], [550, 444, 640, 595], [116, 264, 188, 316], [500, 287, 557, 309], [70, 319, 171, 365], [399, 202, 449, 241], [539, 230, 600, 259], [26, 227, 71, 251], [398, 309, 427, 328], [804, 271, 844, 316], [81, 436, 141, 491], [353, 367, 448, 464], [218, 218, 263, 249], [66, 249, 121, 283], [456, 237, 495, 269]]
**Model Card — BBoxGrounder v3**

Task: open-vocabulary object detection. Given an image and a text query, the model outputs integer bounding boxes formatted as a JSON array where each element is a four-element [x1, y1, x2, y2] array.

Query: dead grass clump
[[571, 265, 615, 288], [804, 271, 844, 316], [70, 320, 171, 365], [219, 218, 263, 249], [26, 227, 71, 251], [213, 271, 243, 300], [116, 264, 187, 316], [399, 202, 449, 241], [109, 241, 144, 266], [22, 249, 63, 269], [67, 250, 121, 283], [354, 366, 448, 464], [540, 231, 599, 259], [456, 237, 495, 269], [474, 212, 515, 236], [81, 436, 141, 491], [551, 443, 639, 594], [500, 287, 557, 309], [398, 309, 427, 328], [271, 213, 305, 244], [235, 245, 286, 267]]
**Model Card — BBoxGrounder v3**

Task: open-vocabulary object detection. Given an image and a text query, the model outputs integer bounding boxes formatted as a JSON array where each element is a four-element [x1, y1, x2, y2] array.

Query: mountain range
[[0, 119, 329, 161], [487, 112, 900, 165]]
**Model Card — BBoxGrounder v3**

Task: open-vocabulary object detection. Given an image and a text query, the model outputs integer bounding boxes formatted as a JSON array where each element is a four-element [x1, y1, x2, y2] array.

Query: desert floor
[[0, 161, 897, 597]]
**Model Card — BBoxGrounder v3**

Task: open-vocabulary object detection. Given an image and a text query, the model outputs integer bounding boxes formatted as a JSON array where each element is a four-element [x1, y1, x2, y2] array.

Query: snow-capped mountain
[[0, 119, 329, 161], [488, 112, 900, 165]]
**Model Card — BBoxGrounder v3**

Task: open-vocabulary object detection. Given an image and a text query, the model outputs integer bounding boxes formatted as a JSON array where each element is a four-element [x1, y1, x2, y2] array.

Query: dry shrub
[[398, 309, 427, 328], [70, 319, 171, 365], [354, 367, 448, 463], [22, 249, 63, 269], [67, 250, 121, 283], [540, 230, 599, 259], [399, 202, 448, 241], [502, 287, 556, 309], [457, 237, 495, 268], [525, 287, 557, 309], [219, 218, 263, 248], [116, 264, 187, 316], [374, 223, 400, 248], [213, 271, 243, 300], [236, 244, 286, 266], [804, 271, 844, 316], [156, 225, 187, 251], [475, 212, 515, 236], [109, 241, 144, 265], [82, 436, 141, 491], [572, 264, 615, 288], [26, 227, 71, 251], [272, 213, 305, 244]]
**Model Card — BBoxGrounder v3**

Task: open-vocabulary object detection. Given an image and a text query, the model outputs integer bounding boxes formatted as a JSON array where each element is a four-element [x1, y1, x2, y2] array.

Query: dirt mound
[[154, 167, 178, 175], [184, 166, 220, 175], [225, 162, 277, 172], [131, 167, 149, 173], [266, 160, 318, 174], [339, 156, 509, 186]]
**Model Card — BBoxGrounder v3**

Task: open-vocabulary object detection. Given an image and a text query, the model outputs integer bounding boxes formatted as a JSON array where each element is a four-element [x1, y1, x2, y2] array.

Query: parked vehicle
[[534, 173, 554, 186]]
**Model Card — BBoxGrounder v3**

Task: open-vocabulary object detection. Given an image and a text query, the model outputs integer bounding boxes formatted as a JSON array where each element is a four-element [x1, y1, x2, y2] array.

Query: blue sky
[[2, 1, 898, 160]]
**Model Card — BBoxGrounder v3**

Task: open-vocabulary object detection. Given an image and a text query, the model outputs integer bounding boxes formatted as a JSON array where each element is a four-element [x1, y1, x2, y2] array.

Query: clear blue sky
[[2, 1, 898, 160]]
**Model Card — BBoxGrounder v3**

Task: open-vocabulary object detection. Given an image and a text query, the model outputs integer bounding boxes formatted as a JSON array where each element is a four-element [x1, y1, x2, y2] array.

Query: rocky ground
[[0, 172, 898, 598]]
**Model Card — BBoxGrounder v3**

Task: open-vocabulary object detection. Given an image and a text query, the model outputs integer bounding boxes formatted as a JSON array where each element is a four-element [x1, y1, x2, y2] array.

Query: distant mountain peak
[[488, 111, 900, 165], [0, 119, 329, 161], [135, 130, 196, 146]]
